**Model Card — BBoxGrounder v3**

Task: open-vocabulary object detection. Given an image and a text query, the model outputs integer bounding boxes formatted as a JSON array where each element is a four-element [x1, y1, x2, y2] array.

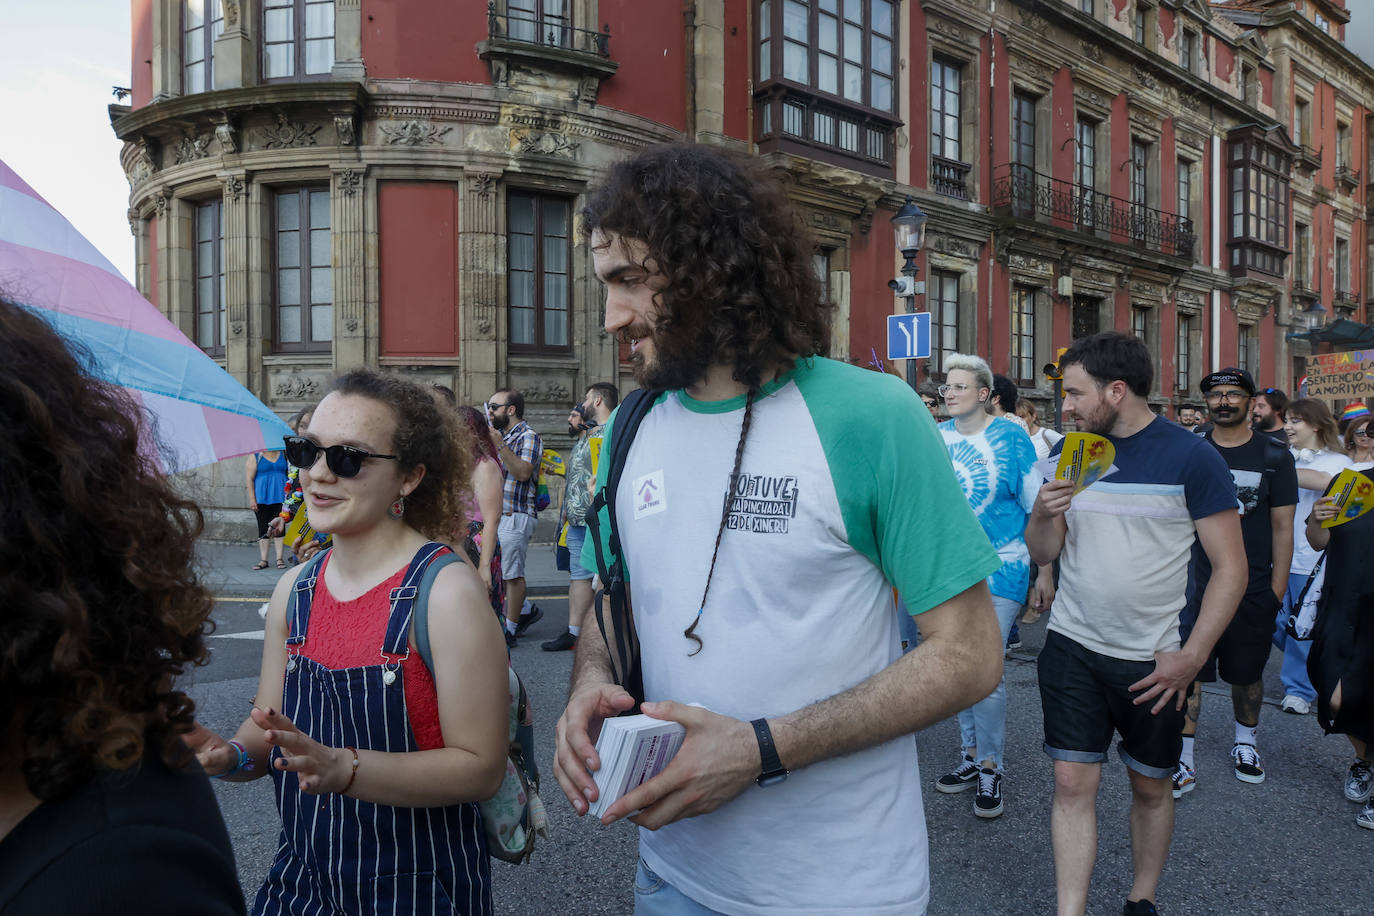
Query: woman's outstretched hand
[[254, 706, 353, 795]]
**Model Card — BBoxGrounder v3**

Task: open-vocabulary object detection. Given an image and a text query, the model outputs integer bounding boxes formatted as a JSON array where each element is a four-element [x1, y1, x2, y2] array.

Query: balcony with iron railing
[[487, 1, 611, 56], [478, 1, 617, 92], [1334, 290, 1359, 317], [992, 164, 1196, 261]]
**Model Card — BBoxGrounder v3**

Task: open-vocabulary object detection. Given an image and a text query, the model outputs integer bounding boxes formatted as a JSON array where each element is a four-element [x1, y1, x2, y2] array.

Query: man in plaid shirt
[[488, 388, 544, 646]]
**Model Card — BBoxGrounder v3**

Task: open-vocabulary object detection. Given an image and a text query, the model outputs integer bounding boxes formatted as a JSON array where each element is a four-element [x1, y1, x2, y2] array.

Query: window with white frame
[[1176, 313, 1193, 393], [1238, 322, 1256, 374]]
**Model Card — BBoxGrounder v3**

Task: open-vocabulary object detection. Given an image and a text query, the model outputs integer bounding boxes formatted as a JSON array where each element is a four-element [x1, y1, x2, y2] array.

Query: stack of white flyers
[[588, 714, 687, 819]]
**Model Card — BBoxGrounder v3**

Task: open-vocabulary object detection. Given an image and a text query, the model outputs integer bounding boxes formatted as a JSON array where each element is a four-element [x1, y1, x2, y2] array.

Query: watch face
[[756, 770, 789, 788]]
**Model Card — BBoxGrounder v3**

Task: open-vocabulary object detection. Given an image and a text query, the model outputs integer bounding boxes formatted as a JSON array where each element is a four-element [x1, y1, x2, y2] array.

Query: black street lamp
[[1285, 299, 1328, 343], [888, 196, 929, 389]]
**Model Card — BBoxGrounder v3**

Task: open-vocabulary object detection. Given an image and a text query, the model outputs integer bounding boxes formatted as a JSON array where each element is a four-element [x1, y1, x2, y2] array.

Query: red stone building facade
[[113, 1, 1372, 521]]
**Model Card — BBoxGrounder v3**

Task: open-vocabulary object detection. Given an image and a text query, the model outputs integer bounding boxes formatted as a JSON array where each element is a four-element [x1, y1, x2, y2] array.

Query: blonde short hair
[[943, 353, 993, 392]]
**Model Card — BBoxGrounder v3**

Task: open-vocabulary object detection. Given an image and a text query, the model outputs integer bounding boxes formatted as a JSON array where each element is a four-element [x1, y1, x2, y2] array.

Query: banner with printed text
[[1304, 349, 1374, 399]]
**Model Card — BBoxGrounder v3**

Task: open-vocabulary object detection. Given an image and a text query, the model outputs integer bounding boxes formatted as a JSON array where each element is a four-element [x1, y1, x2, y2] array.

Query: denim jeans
[[634, 859, 728, 915], [956, 595, 1022, 769], [1273, 570, 1319, 703]]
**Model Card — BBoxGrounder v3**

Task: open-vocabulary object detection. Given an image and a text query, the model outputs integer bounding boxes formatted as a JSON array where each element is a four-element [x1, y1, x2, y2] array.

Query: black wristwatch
[[751, 718, 789, 787]]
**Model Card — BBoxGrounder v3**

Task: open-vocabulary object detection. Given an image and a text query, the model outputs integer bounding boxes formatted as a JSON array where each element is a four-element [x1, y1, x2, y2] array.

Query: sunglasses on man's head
[[283, 436, 397, 478]]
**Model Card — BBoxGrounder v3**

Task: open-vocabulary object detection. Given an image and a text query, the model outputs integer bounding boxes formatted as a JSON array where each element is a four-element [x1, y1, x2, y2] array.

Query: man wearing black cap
[[1174, 368, 1297, 798]]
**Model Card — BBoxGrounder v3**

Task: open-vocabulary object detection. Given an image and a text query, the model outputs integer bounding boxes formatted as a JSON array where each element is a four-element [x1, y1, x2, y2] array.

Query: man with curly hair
[[553, 143, 1004, 915]]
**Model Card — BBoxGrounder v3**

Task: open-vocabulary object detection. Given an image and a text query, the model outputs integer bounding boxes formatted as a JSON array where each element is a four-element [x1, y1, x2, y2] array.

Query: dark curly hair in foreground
[[327, 369, 474, 542], [0, 299, 213, 801], [583, 143, 832, 390]]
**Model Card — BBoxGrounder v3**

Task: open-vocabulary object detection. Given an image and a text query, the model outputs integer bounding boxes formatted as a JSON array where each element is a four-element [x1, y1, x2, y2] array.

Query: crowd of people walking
[[3, 142, 1372, 916]]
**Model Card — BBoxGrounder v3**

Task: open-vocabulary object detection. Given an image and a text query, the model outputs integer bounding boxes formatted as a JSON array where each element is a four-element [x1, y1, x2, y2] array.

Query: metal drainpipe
[[1211, 130, 1221, 369]]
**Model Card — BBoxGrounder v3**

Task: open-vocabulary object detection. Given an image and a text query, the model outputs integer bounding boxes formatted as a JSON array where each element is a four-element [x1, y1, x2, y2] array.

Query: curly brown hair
[[0, 299, 213, 801], [327, 370, 474, 542], [583, 143, 832, 390]]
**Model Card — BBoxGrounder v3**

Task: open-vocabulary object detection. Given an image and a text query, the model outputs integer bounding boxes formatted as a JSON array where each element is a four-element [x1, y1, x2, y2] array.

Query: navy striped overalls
[[253, 544, 493, 916]]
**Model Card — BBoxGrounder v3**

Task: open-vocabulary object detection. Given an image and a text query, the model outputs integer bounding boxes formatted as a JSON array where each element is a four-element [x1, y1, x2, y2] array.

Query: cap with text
[[1200, 367, 1256, 396]]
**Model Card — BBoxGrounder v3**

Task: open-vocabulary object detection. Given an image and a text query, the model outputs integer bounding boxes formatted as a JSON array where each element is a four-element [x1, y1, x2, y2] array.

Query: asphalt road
[[187, 592, 1368, 915]]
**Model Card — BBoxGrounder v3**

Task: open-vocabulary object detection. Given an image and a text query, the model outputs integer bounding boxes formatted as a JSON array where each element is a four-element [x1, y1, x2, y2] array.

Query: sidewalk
[[197, 538, 569, 597]]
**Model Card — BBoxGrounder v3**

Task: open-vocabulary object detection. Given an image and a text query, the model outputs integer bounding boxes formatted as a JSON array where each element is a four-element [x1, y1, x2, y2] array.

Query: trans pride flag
[[0, 158, 291, 473]]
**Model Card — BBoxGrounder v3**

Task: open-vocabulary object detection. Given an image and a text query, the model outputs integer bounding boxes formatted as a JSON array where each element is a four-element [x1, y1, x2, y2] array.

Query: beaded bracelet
[[341, 746, 360, 794], [215, 740, 254, 780]]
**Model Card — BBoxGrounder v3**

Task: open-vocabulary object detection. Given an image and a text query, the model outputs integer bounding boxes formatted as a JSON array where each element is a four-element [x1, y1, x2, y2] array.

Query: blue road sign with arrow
[[887, 312, 931, 360]]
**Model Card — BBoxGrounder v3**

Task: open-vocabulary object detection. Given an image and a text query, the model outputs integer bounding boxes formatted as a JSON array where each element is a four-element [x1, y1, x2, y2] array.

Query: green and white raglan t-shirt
[[583, 356, 999, 915]]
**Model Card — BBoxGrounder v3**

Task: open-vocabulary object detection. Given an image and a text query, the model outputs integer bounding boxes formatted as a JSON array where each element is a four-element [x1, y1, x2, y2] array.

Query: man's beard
[[1213, 407, 1247, 428], [625, 326, 712, 391], [1076, 401, 1119, 436], [490, 413, 510, 431], [567, 423, 583, 437]]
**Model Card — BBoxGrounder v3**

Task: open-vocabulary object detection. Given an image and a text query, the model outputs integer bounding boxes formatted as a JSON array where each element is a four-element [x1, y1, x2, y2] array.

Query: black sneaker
[[973, 768, 1003, 819], [505, 630, 518, 650], [1123, 899, 1159, 916], [1231, 742, 1265, 784], [541, 630, 577, 652], [514, 603, 544, 636], [935, 755, 980, 794]]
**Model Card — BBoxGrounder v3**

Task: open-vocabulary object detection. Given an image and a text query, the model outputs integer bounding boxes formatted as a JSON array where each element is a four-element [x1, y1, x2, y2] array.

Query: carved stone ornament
[[529, 380, 571, 402], [344, 319, 359, 333], [334, 115, 356, 146], [174, 134, 212, 164], [471, 172, 496, 198], [231, 321, 244, 337], [127, 209, 140, 237], [1016, 7, 1049, 32], [515, 131, 579, 158], [226, 176, 246, 202], [224, 1, 239, 27], [1009, 254, 1052, 278], [127, 141, 158, 186], [215, 117, 238, 154], [1177, 291, 1203, 309], [261, 114, 322, 149], [1131, 66, 1160, 92], [477, 316, 494, 336], [930, 234, 977, 259], [154, 191, 170, 217], [274, 372, 322, 399], [336, 168, 362, 197], [929, 19, 970, 45], [380, 119, 452, 146], [857, 204, 876, 236], [1081, 41, 1105, 64]]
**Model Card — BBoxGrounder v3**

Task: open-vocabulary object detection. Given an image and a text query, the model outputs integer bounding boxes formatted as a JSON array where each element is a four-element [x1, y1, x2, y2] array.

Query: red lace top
[[297, 553, 445, 751]]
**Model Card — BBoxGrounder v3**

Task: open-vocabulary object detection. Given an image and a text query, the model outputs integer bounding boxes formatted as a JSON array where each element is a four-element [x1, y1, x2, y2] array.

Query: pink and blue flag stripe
[[0, 158, 292, 473]]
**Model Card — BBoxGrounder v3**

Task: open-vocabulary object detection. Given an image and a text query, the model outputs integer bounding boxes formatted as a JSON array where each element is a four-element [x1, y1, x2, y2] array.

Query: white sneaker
[[1279, 695, 1310, 715]]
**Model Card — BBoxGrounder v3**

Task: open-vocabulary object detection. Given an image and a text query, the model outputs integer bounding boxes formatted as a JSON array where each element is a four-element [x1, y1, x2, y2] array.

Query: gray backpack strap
[[411, 552, 461, 671]]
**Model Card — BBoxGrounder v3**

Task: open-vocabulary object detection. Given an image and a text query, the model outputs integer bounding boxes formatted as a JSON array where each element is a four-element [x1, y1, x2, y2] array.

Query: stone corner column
[[693, 0, 726, 142], [214, 0, 257, 90], [221, 170, 252, 386], [332, 164, 368, 370], [459, 170, 503, 406], [331, 0, 367, 83]]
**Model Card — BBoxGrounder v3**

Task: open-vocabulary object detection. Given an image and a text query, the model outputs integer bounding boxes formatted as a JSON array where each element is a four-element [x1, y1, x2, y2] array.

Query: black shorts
[[1038, 629, 1184, 779], [1181, 586, 1280, 686], [255, 503, 283, 539]]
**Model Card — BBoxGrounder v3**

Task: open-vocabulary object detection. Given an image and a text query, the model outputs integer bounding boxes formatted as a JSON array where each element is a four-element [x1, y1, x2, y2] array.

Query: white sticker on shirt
[[633, 470, 667, 519]]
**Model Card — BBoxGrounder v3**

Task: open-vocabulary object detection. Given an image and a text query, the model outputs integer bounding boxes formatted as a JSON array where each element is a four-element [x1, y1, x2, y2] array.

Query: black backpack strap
[[411, 550, 462, 672], [585, 387, 661, 584]]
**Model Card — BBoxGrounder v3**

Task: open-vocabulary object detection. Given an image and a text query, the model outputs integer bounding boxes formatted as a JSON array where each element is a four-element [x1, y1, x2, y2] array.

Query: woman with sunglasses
[[1273, 399, 1350, 716], [1344, 414, 1374, 469], [186, 369, 509, 915]]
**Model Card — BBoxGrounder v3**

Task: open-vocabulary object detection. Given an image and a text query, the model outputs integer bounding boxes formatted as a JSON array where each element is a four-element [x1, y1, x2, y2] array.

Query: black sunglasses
[[283, 436, 397, 478]]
